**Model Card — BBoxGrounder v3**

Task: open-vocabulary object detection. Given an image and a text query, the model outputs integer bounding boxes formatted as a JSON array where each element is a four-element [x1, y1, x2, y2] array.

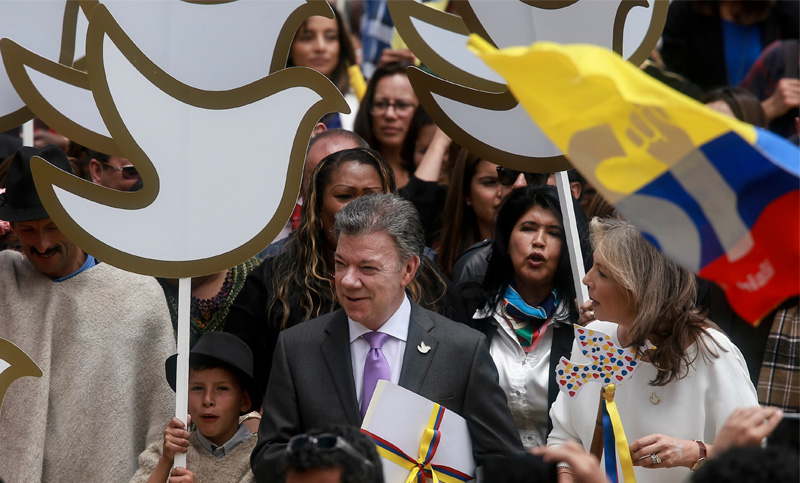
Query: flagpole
[[555, 171, 589, 306], [173, 277, 191, 469]]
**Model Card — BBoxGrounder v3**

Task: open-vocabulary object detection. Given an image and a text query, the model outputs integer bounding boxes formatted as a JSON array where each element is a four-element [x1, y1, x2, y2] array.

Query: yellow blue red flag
[[470, 38, 799, 325]]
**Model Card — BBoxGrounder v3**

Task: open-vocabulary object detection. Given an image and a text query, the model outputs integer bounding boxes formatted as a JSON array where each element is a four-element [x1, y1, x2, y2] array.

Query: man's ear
[[401, 254, 420, 287], [88, 159, 103, 184], [311, 122, 327, 137], [570, 181, 582, 200]]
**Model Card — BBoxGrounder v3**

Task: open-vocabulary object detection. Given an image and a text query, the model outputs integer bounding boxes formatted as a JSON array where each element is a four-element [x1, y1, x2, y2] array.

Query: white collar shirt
[[195, 423, 252, 458], [349, 295, 410, 408], [481, 300, 571, 449]]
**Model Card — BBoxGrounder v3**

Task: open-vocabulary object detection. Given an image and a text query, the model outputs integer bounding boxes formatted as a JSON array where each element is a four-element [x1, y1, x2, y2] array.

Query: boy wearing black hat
[[130, 332, 262, 483]]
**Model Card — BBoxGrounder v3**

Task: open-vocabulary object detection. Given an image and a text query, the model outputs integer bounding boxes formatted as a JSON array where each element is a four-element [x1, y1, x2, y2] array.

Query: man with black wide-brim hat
[[0, 145, 176, 482], [0, 145, 92, 279]]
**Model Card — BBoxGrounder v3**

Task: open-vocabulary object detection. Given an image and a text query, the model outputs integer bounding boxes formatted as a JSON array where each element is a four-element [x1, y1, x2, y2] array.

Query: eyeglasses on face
[[102, 161, 140, 180], [496, 166, 550, 187], [370, 99, 417, 116], [287, 433, 373, 467]]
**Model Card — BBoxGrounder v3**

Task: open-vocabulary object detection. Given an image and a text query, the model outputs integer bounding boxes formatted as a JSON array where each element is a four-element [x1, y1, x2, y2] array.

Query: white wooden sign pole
[[555, 171, 589, 307], [22, 119, 33, 147], [173, 277, 191, 469]]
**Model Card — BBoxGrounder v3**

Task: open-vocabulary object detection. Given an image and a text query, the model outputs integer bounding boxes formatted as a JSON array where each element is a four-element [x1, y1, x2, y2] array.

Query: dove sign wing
[[1, 39, 120, 156], [81, 0, 333, 85], [0, 338, 43, 415], [30, 4, 348, 278], [0, 0, 80, 131], [389, 0, 667, 172]]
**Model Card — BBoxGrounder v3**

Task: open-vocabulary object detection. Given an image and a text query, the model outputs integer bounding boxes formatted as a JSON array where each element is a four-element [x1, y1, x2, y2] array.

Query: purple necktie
[[361, 331, 391, 416]]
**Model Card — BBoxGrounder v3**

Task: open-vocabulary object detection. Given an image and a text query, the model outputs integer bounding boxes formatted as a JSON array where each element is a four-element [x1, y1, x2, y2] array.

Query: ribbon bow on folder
[[364, 404, 471, 483], [361, 381, 476, 483]]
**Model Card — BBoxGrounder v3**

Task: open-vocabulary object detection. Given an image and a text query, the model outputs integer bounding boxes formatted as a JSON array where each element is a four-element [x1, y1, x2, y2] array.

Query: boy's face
[[188, 367, 251, 446]]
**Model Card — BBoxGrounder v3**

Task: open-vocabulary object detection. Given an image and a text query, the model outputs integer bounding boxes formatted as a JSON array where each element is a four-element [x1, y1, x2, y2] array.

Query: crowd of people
[[0, 1, 798, 483]]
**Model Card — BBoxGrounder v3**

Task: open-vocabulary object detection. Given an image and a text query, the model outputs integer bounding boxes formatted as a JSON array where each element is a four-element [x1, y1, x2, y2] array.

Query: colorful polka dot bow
[[556, 326, 654, 398]]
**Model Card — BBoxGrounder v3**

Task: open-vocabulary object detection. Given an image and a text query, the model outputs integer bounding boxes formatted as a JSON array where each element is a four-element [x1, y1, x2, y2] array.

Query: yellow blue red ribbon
[[601, 384, 636, 483], [362, 403, 473, 482]]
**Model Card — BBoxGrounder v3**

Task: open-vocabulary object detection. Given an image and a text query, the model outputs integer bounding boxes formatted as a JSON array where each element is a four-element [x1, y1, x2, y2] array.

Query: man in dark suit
[[251, 193, 523, 482]]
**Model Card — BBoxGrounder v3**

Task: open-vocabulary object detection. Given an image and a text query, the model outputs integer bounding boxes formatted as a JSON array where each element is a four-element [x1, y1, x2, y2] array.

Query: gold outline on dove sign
[[0, 338, 43, 415], [0, 0, 81, 131], [388, 0, 667, 173], [28, 3, 348, 278], [408, 66, 571, 172], [78, 0, 333, 76], [1, 39, 121, 156], [388, 1, 506, 93], [456, 0, 667, 67]]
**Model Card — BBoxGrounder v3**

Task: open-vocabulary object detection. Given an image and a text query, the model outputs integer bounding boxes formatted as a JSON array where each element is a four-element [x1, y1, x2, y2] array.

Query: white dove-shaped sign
[[0, 1, 83, 131], [2, 0, 348, 277], [388, 0, 667, 172]]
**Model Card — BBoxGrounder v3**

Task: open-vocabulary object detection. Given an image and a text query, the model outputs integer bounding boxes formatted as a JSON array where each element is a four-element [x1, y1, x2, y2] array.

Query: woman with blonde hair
[[548, 217, 757, 483]]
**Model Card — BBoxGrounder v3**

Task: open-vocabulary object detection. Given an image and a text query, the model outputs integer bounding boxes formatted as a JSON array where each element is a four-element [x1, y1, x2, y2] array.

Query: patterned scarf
[[501, 282, 559, 349]]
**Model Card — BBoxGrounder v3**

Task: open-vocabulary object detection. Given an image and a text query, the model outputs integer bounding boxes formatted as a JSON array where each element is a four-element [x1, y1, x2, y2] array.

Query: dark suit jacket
[[251, 303, 524, 482]]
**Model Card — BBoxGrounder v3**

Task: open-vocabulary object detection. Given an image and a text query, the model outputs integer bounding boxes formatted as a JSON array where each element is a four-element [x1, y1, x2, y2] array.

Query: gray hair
[[334, 193, 424, 264]]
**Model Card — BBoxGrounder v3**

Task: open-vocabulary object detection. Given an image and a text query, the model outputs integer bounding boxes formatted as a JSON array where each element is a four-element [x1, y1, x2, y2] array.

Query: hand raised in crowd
[[33, 129, 69, 152], [413, 126, 451, 183], [168, 466, 196, 483], [629, 433, 703, 469], [377, 47, 416, 69], [162, 416, 192, 463], [531, 441, 609, 483], [576, 299, 596, 326], [713, 406, 783, 454], [763, 78, 800, 121]]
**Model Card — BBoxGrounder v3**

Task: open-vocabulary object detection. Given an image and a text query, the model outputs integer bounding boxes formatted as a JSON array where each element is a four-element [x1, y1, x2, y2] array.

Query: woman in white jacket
[[547, 217, 757, 483]]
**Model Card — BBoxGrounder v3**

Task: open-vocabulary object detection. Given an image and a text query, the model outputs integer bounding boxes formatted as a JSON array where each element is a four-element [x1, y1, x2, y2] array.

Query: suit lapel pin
[[417, 341, 431, 354]]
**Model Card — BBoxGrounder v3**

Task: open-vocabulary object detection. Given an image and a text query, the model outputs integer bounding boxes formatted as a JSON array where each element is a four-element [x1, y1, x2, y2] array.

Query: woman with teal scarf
[[467, 185, 592, 450]]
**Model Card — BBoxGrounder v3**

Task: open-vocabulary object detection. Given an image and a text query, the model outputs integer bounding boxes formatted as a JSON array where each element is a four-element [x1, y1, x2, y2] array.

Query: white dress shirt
[[477, 301, 570, 449], [349, 295, 410, 407]]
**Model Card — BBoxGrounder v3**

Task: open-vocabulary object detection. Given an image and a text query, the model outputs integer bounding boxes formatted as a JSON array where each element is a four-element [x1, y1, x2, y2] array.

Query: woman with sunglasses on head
[[436, 147, 510, 278], [547, 217, 757, 483], [465, 185, 592, 451], [285, 425, 384, 483], [354, 61, 418, 188], [224, 148, 464, 395], [437, 147, 551, 280]]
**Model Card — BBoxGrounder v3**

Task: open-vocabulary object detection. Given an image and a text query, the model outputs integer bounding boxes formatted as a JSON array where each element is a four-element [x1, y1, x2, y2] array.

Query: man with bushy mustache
[[0, 145, 175, 482]]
